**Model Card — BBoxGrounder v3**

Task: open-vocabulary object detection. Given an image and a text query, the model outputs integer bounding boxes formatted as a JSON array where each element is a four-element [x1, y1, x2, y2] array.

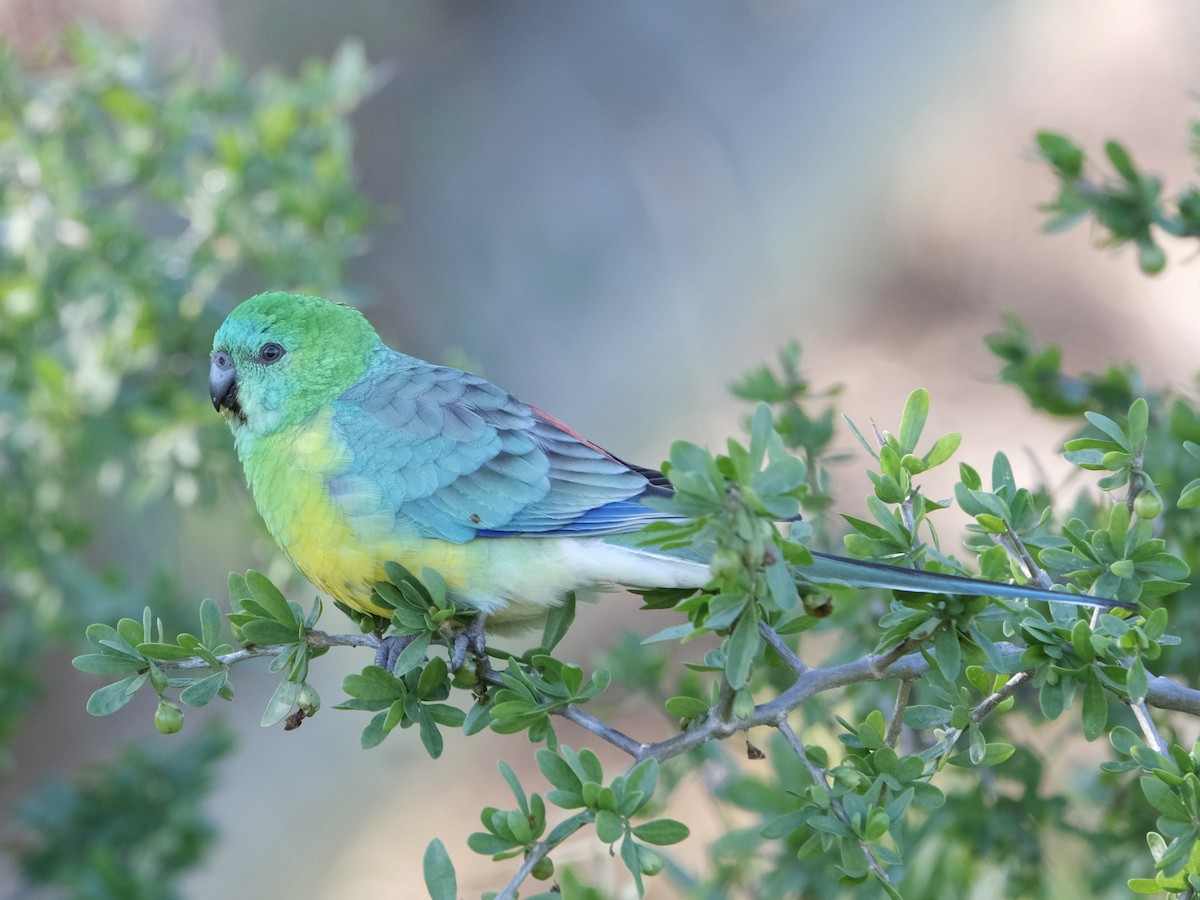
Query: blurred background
[[2, 1, 1199, 897]]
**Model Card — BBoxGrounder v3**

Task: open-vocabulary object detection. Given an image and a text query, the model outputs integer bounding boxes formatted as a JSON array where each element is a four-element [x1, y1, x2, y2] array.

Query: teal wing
[[329, 352, 677, 542]]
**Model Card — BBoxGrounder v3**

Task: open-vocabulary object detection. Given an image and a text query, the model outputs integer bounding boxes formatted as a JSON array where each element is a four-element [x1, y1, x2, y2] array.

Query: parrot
[[210, 292, 1132, 666]]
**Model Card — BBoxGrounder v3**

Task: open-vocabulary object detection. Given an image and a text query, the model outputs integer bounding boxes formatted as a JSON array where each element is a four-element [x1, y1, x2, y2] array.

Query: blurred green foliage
[[1, 26, 374, 894], [1037, 129, 1200, 275], [16, 726, 234, 900]]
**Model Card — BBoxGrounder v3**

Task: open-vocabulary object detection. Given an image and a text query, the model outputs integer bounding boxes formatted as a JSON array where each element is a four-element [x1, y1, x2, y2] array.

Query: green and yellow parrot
[[210, 293, 1129, 660]]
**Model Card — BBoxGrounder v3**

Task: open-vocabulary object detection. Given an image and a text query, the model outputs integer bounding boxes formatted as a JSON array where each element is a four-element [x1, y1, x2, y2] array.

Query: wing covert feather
[[327, 352, 677, 542]]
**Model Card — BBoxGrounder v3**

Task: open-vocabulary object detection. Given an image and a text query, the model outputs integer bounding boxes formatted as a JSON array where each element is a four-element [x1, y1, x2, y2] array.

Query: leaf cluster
[[1036, 130, 1200, 275]]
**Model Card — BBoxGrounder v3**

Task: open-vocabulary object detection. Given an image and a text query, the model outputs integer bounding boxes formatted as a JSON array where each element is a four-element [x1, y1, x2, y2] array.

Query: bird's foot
[[451, 613, 494, 679], [375, 633, 415, 672]]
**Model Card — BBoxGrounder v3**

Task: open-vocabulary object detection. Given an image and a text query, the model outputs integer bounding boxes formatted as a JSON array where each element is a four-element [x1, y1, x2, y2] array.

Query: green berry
[[709, 548, 741, 580], [638, 847, 664, 876], [530, 856, 554, 880], [297, 683, 321, 717], [155, 699, 184, 734], [1137, 241, 1166, 275], [1133, 491, 1162, 520]]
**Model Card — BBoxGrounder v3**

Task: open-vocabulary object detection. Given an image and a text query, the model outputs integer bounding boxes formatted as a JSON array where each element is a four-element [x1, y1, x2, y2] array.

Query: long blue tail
[[803, 551, 1136, 611]]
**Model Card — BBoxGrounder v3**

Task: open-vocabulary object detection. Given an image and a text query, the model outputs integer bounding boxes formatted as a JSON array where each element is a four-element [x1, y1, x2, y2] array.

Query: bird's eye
[[258, 342, 285, 364]]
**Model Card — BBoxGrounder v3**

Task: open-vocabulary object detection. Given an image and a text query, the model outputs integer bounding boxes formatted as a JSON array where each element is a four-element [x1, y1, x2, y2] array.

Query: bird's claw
[[375, 633, 415, 672], [451, 613, 493, 679]]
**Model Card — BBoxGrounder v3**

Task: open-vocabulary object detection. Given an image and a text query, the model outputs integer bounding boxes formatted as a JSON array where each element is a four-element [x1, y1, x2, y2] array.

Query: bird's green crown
[[211, 292, 381, 433]]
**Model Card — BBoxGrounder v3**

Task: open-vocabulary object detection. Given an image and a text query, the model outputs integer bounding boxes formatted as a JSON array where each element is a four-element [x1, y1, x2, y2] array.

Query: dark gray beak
[[210, 350, 239, 414]]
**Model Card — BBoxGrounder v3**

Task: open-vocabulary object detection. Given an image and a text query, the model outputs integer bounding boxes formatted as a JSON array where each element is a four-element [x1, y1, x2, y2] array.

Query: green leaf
[[261, 677, 301, 727], [238, 618, 302, 645], [1140, 777, 1190, 824], [467, 831, 519, 856], [85, 675, 143, 716], [72, 653, 146, 675], [423, 839, 457, 900], [538, 748, 583, 793], [228, 572, 253, 608], [622, 759, 659, 814], [620, 834, 645, 897], [933, 626, 961, 681], [245, 570, 296, 625], [723, 607, 760, 690], [904, 705, 952, 729], [642, 623, 696, 644], [416, 707, 444, 759], [632, 818, 690, 845], [86, 623, 139, 659], [499, 760, 528, 814], [703, 593, 748, 631], [541, 593, 576, 651], [1081, 676, 1108, 741], [1105, 139, 1138, 182], [116, 617, 146, 649], [898, 388, 930, 455], [1127, 656, 1149, 705], [200, 597, 224, 646], [343, 665, 404, 702], [1083, 411, 1130, 451], [594, 809, 625, 844], [566, 747, 604, 786], [979, 742, 1015, 766], [180, 671, 228, 708], [136, 642, 197, 661], [959, 462, 982, 491], [1177, 480, 1200, 509], [975, 514, 1008, 535], [463, 701, 492, 736], [968, 724, 986, 765], [1128, 878, 1167, 894], [1036, 131, 1085, 179], [1127, 398, 1149, 447], [922, 432, 961, 469], [417, 654, 449, 698], [392, 631, 432, 677]]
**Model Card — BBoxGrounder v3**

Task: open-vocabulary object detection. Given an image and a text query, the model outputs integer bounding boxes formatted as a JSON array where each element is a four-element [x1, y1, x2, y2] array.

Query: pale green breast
[[239, 409, 387, 611]]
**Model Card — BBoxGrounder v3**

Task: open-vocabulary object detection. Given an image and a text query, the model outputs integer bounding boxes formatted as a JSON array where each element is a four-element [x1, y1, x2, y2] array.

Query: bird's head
[[210, 292, 380, 435]]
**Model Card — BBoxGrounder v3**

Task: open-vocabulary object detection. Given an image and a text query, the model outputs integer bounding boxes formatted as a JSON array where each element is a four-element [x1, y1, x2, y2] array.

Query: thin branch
[[777, 719, 892, 886], [1124, 446, 1147, 515], [495, 840, 553, 900], [151, 630, 381, 671], [559, 704, 645, 757], [474, 666, 646, 756], [918, 670, 1032, 763], [146, 630, 1200, 744], [972, 670, 1030, 725], [637, 645, 935, 764], [885, 678, 914, 748], [759, 620, 808, 675], [1131, 700, 1168, 755], [715, 680, 737, 722], [1000, 524, 1055, 592]]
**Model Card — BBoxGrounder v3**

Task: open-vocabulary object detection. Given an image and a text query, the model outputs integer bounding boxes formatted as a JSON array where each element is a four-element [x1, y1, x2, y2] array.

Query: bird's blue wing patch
[[477, 499, 681, 537], [330, 349, 671, 542]]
